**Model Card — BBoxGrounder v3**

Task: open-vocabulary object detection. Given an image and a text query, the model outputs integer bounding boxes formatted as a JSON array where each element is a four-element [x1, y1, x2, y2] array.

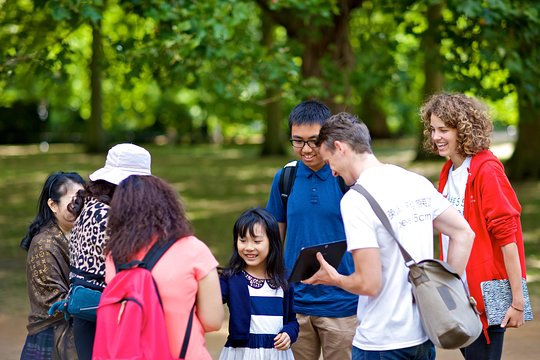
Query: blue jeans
[[352, 340, 435, 360], [460, 325, 505, 360]]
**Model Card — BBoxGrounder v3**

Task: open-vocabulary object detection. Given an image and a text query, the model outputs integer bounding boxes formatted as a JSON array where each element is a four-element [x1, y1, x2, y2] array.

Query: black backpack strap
[[69, 266, 106, 282], [179, 302, 196, 359], [141, 237, 178, 271], [278, 160, 298, 214], [140, 236, 194, 359], [113, 237, 177, 272], [115, 259, 143, 273]]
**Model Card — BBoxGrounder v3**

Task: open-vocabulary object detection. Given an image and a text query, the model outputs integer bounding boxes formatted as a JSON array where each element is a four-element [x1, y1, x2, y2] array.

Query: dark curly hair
[[106, 175, 192, 264], [68, 180, 116, 218], [420, 93, 492, 157]]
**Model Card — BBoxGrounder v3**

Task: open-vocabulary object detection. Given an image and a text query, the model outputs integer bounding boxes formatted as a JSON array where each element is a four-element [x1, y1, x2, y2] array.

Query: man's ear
[[334, 140, 346, 153]]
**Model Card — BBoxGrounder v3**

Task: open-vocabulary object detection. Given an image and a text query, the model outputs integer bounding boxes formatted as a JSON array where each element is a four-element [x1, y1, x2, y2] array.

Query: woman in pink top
[[104, 175, 223, 359]]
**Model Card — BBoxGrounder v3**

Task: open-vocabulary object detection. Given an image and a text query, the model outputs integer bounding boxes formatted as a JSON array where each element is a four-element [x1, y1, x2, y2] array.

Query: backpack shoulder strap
[[141, 236, 194, 359], [278, 160, 298, 212], [179, 303, 196, 359], [141, 237, 178, 271]]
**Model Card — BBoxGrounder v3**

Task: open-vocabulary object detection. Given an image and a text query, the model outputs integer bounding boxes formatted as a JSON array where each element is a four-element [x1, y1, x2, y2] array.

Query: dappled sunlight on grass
[[0, 143, 82, 156], [377, 149, 416, 167], [168, 181, 189, 193], [187, 198, 266, 221], [491, 142, 514, 160], [522, 204, 540, 219], [0, 139, 538, 302]]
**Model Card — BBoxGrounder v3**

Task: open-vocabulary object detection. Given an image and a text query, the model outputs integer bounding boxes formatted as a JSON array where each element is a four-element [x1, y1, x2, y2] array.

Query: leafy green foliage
[[0, 0, 533, 154], [0, 0, 299, 142], [443, 0, 540, 105]]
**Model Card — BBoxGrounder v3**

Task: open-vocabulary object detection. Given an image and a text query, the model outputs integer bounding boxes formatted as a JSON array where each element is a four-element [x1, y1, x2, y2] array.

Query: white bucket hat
[[89, 143, 152, 185]]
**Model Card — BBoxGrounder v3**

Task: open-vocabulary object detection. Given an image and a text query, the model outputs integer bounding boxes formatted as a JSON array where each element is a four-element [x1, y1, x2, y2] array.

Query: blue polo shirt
[[267, 161, 357, 317]]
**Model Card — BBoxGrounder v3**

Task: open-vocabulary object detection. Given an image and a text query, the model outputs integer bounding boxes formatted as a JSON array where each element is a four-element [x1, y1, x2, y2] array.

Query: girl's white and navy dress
[[219, 271, 299, 360]]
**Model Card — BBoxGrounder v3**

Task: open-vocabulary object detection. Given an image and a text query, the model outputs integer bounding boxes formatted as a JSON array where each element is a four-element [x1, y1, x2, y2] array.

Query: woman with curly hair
[[421, 92, 527, 360], [102, 175, 223, 359]]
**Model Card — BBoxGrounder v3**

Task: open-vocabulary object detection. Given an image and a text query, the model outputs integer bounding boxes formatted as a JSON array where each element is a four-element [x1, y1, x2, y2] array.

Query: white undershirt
[[442, 157, 471, 282]]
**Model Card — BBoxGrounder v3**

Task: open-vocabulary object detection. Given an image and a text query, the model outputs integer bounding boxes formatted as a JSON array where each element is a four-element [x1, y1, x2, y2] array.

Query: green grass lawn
[[1, 140, 538, 315]]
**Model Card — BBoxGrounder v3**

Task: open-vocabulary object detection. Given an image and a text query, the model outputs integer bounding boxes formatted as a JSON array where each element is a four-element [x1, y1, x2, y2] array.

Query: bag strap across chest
[[114, 237, 178, 273], [351, 184, 416, 266], [351, 184, 463, 285]]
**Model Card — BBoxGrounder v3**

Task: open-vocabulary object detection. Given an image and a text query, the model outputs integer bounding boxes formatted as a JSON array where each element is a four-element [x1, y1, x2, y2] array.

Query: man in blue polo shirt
[[266, 100, 358, 360]]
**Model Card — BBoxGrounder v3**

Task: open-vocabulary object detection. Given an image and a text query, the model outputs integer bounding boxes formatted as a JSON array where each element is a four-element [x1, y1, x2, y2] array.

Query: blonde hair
[[420, 93, 493, 157]]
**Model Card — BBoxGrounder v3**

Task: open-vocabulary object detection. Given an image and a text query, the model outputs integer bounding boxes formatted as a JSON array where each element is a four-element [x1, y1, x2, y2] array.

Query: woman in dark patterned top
[[21, 171, 85, 360], [67, 143, 151, 360]]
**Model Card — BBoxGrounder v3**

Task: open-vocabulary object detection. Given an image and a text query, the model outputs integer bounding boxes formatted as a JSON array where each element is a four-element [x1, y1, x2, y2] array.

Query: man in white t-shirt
[[303, 112, 475, 359]]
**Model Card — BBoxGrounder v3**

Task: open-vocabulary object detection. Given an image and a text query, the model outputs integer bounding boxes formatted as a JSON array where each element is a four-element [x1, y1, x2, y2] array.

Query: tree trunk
[[505, 93, 540, 180], [261, 87, 286, 156], [414, 1, 444, 161], [260, 13, 286, 156], [300, 5, 357, 113], [329, 5, 355, 112], [360, 88, 391, 138], [256, 0, 364, 114], [301, 37, 326, 79], [87, 21, 105, 153]]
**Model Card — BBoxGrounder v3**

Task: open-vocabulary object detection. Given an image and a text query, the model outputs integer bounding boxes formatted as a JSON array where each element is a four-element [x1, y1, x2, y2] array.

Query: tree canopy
[[1, 0, 539, 178]]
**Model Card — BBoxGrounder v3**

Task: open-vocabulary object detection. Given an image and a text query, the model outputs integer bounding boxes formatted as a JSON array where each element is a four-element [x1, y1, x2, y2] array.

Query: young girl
[[20, 171, 85, 359], [219, 208, 299, 360]]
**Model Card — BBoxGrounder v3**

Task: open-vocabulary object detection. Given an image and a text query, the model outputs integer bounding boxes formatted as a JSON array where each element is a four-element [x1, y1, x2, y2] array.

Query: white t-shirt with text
[[341, 164, 451, 351]]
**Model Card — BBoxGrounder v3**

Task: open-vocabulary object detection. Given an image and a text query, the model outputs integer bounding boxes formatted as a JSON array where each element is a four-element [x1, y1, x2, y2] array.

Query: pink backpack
[[92, 239, 194, 360]]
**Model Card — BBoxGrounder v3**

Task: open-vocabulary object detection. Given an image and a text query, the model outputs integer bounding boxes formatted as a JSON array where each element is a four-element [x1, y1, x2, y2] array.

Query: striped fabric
[[20, 326, 54, 360], [220, 278, 294, 360]]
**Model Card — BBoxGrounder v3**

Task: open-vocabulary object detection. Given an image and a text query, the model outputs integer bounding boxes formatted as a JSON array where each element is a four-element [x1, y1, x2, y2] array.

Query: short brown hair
[[317, 112, 372, 154]]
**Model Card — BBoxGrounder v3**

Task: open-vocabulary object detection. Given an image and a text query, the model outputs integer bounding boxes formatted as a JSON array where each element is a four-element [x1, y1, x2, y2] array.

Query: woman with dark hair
[[66, 143, 151, 360], [219, 208, 298, 360], [21, 171, 85, 359], [104, 175, 223, 359]]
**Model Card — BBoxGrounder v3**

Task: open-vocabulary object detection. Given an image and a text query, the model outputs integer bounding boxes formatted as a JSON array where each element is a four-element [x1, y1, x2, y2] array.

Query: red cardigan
[[438, 150, 527, 339]]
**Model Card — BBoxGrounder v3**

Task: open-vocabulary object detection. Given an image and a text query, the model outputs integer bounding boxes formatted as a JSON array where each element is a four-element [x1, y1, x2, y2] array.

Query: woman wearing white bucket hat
[[61, 143, 151, 360], [88, 143, 152, 185]]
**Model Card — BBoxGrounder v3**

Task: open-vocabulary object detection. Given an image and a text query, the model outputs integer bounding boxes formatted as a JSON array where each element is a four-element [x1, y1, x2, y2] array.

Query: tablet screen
[[288, 240, 347, 283]]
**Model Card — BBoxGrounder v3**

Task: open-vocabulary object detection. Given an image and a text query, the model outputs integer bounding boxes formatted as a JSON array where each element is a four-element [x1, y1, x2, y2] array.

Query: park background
[[1, 0, 539, 359]]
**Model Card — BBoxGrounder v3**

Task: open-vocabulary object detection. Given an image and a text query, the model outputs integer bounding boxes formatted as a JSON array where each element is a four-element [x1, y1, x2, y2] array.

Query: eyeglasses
[[289, 139, 319, 149]]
